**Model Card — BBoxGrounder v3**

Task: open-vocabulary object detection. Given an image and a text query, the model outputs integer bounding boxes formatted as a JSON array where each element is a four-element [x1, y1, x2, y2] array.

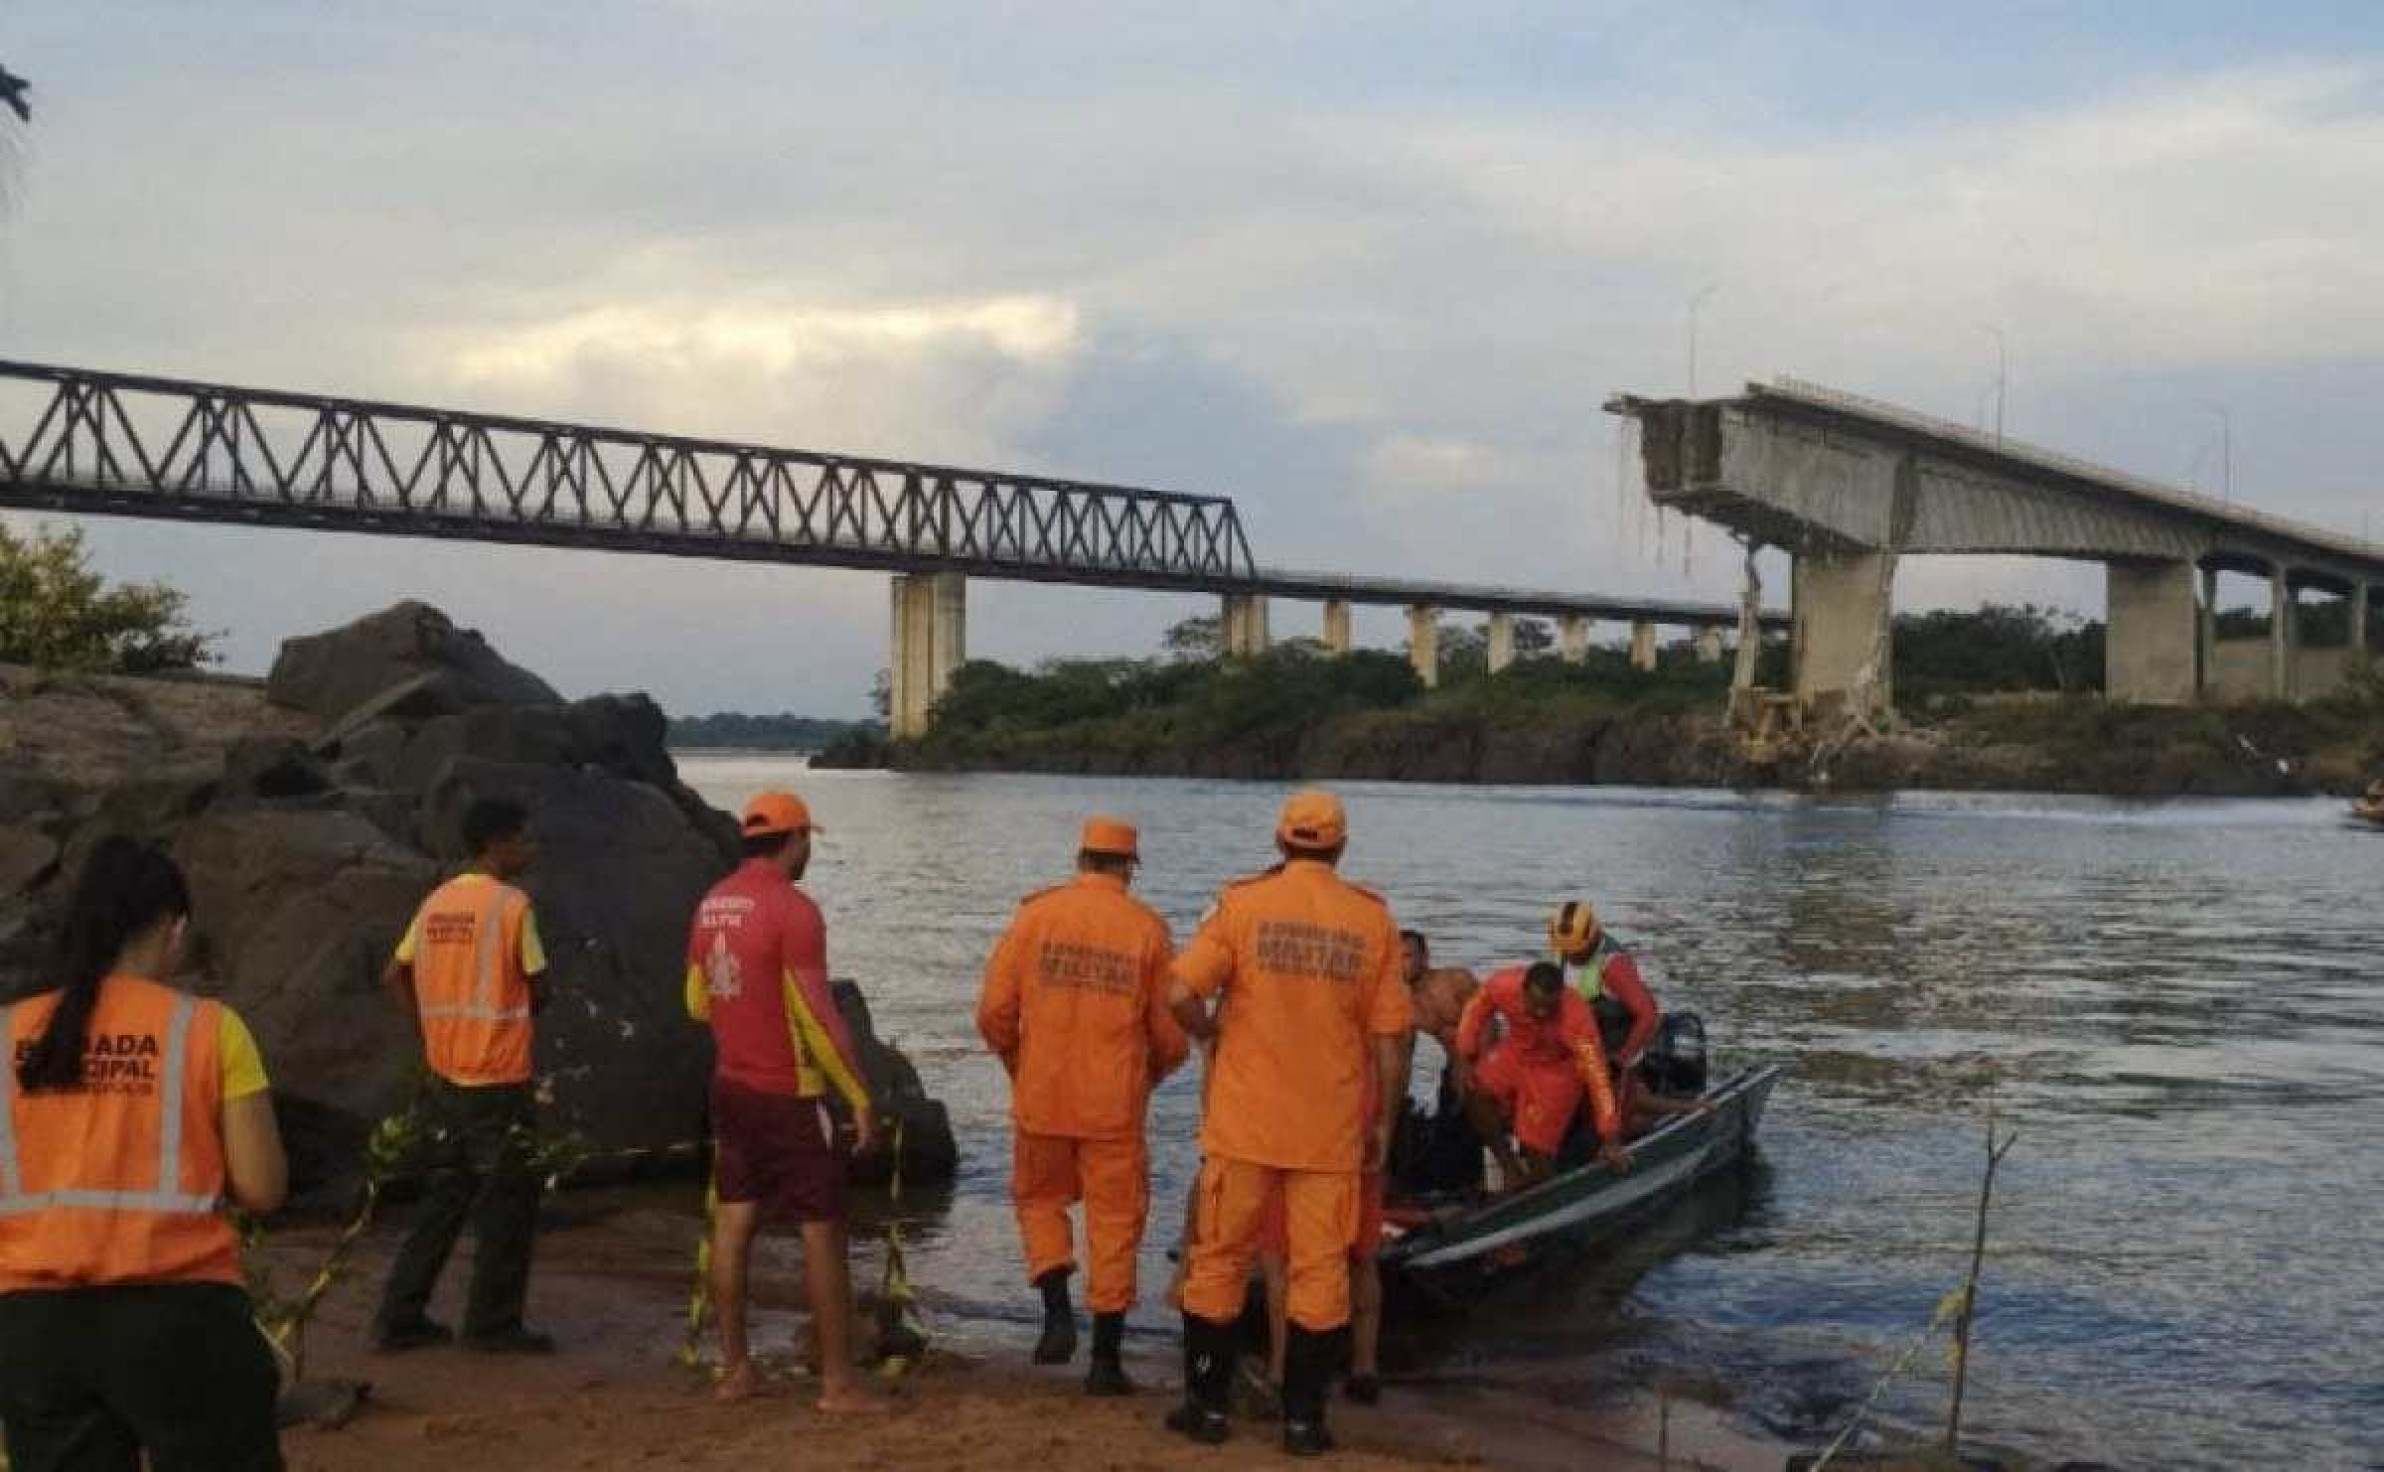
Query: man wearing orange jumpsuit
[[1167, 790, 1410, 1456], [1456, 961, 1631, 1191], [978, 816, 1187, 1397]]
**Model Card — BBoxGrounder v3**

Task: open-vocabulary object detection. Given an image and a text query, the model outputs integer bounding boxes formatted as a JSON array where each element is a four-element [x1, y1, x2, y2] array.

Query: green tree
[[1161, 615, 1221, 661], [0, 521, 217, 673]]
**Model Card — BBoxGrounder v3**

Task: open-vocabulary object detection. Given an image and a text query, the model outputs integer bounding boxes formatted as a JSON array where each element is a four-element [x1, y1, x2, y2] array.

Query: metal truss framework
[[0, 360, 1258, 590]]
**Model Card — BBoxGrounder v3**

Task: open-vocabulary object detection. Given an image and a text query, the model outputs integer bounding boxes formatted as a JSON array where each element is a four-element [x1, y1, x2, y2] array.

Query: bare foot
[[712, 1361, 760, 1404], [814, 1381, 890, 1415]]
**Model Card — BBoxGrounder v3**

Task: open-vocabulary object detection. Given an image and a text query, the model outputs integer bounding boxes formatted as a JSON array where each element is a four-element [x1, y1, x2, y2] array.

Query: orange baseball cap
[[741, 791, 820, 838], [1079, 815, 1140, 859], [1275, 789, 1346, 851]]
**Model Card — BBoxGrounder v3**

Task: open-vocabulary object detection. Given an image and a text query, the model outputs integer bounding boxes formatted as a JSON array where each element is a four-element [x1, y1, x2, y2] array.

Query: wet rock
[[834, 979, 960, 1186], [221, 736, 332, 801], [0, 823, 58, 897], [268, 601, 559, 727]]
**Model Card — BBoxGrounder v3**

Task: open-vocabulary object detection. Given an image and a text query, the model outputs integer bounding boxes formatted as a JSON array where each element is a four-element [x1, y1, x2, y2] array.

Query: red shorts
[[1257, 1170, 1384, 1261], [711, 1078, 846, 1223], [1475, 1046, 1582, 1158]]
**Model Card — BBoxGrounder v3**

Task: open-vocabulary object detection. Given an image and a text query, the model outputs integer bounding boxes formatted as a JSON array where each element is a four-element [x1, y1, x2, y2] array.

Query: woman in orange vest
[[0, 837, 289, 1471]]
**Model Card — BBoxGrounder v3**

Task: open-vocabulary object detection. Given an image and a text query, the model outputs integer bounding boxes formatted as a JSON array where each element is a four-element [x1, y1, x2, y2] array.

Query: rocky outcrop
[[0, 605, 954, 1196]]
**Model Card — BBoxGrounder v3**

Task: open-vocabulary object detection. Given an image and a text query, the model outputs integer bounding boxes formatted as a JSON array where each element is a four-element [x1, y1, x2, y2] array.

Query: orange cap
[[1079, 815, 1140, 859], [1275, 789, 1347, 851], [741, 791, 820, 838]]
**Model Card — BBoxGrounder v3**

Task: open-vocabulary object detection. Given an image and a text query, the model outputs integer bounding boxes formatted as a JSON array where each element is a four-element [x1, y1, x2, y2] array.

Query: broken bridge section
[[1609, 379, 2384, 715]]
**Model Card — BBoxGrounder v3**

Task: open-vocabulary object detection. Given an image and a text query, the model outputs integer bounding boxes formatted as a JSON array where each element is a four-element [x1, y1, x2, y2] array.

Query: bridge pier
[[1791, 550, 1893, 717], [2198, 565, 2219, 696], [1487, 612, 1517, 674], [1629, 620, 1657, 672], [2355, 583, 2372, 664], [2105, 559, 2199, 704], [1221, 593, 1271, 657], [1322, 599, 1353, 655], [1694, 627, 1724, 664], [889, 571, 966, 740], [2271, 565, 2294, 700], [1407, 606, 1440, 688], [1559, 615, 1590, 664]]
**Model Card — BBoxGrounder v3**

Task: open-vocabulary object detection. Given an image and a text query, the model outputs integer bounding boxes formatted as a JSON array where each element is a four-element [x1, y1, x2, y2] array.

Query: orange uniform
[[978, 869, 1187, 1314], [397, 871, 547, 1086], [1458, 966, 1621, 1158], [0, 975, 266, 1291], [1175, 859, 1410, 1333]]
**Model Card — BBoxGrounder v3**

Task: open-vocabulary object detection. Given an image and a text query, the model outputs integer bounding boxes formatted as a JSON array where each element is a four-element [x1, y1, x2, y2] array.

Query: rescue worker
[[686, 792, 882, 1414], [375, 797, 555, 1354], [977, 815, 1187, 1396], [1456, 961, 1631, 1191], [1548, 901, 1659, 1074], [1167, 789, 1410, 1456], [0, 837, 288, 1471]]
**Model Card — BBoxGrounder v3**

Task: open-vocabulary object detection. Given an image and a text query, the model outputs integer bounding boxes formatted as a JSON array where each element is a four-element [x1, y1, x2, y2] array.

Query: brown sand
[[266, 1204, 1782, 1471]]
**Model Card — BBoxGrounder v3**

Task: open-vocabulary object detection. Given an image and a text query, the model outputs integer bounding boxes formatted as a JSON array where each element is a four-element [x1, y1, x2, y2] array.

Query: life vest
[[413, 875, 535, 1086], [0, 976, 241, 1290], [1564, 936, 1622, 1001]]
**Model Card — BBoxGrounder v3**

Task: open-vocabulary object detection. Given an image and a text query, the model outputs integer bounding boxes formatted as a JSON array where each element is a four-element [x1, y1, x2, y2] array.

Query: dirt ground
[[264, 1205, 1784, 1471]]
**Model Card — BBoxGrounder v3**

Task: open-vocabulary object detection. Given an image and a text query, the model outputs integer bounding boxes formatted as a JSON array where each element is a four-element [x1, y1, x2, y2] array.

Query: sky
[[4, 1, 2383, 716]]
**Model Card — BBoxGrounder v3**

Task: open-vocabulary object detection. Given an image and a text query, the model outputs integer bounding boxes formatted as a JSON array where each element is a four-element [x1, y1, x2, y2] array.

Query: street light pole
[[1981, 325, 2007, 444], [1688, 283, 1720, 397]]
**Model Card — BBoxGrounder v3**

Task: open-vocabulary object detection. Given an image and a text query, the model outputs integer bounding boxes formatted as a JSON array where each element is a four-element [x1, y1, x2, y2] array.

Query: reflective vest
[[1564, 938, 1620, 1001], [0, 976, 241, 1290], [412, 875, 535, 1086]]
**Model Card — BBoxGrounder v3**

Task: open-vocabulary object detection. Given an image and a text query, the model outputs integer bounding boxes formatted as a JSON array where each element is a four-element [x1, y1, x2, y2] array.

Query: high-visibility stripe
[[156, 993, 193, 1201], [0, 1003, 20, 1200], [418, 1004, 533, 1021], [0, 990, 221, 1219]]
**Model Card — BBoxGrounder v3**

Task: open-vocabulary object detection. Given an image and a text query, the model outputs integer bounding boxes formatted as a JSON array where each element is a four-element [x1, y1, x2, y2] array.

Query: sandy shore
[[265, 1200, 1784, 1471]]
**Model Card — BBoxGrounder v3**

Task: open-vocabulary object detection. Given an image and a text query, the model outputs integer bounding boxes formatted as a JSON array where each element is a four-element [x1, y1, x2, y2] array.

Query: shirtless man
[[1401, 930, 1477, 1062]]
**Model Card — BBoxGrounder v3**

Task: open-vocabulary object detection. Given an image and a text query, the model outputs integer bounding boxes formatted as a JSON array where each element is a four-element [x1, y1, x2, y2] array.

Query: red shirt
[[684, 860, 867, 1107]]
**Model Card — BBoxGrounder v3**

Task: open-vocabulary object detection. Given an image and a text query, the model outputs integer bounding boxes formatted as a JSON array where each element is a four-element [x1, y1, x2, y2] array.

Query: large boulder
[[267, 601, 560, 726]]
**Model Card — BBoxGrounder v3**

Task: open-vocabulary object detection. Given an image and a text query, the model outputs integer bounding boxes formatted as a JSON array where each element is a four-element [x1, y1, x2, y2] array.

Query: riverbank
[[266, 1193, 1783, 1472], [827, 686, 2383, 798]]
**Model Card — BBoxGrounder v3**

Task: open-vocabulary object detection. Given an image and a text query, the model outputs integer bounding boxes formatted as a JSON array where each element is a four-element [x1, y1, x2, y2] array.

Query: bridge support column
[[2353, 583, 2371, 665], [1629, 620, 1657, 672], [1407, 605, 1440, 688], [1221, 593, 1270, 657], [1559, 615, 1589, 664], [1694, 627, 1724, 664], [2105, 560, 2199, 705], [2270, 565, 2294, 700], [1487, 612, 1516, 674], [2198, 565, 2219, 697], [889, 571, 966, 740], [1791, 550, 1894, 717], [1321, 599, 1353, 656]]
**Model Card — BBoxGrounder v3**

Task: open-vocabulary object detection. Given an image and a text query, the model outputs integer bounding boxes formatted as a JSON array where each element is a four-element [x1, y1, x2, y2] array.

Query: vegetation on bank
[[807, 604, 2383, 794], [0, 522, 216, 674], [667, 710, 878, 752]]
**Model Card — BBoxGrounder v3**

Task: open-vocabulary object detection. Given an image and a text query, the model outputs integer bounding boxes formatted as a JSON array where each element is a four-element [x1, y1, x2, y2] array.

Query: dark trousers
[[376, 1077, 542, 1338], [0, 1282, 283, 1472]]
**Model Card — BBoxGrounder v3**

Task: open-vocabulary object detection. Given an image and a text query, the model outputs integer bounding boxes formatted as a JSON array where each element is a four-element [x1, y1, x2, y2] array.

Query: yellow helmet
[[1548, 900, 1601, 956]]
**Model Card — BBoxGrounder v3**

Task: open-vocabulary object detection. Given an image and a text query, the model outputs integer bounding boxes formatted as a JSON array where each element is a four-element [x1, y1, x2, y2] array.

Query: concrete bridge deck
[[1609, 379, 2384, 709]]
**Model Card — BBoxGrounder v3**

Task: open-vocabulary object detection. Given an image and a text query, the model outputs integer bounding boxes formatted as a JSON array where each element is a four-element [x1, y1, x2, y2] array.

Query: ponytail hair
[[18, 837, 192, 1093]]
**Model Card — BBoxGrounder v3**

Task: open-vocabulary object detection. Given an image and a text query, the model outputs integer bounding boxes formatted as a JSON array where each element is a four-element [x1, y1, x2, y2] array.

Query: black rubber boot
[[1163, 1314, 1232, 1445], [1281, 1325, 1342, 1457], [1032, 1268, 1078, 1365], [1085, 1311, 1133, 1397]]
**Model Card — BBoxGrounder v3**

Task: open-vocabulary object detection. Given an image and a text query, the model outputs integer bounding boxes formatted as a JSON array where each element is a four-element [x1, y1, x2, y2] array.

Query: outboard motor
[[1644, 1011, 1708, 1096]]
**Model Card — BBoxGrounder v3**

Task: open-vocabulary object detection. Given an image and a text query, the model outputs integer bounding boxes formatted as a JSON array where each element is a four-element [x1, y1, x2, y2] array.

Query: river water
[[675, 759, 2384, 1469]]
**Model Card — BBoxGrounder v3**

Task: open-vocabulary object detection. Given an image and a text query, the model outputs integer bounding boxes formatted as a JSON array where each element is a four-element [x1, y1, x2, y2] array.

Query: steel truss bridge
[[0, 360, 1776, 628]]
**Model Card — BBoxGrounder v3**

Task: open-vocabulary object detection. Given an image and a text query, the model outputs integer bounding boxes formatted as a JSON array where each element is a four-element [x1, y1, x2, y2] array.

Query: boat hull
[[1379, 1062, 1784, 1279]]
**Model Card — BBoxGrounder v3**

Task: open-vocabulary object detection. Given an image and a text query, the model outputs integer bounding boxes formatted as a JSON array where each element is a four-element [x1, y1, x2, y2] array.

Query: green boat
[[1378, 1062, 1785, 1283]]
